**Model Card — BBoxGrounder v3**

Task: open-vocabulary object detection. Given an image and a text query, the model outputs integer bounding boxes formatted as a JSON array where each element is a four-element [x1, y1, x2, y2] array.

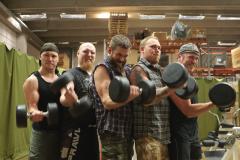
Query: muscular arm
[[129, 66, 174, 107], [94, 65, 139, 110], [23, 75, 39, 112], [169, 93, 214, 118], [23, 75, 44, 122]]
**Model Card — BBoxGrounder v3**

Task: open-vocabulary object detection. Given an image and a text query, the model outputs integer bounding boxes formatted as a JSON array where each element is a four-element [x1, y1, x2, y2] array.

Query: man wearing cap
[[23, 42, 61, 159], [59, 42, 99, 160], [168, 43, 214, 160]]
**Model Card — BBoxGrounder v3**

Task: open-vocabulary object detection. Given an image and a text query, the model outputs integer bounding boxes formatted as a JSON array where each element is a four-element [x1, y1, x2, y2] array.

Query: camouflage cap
[[179, 43, 200, 56]]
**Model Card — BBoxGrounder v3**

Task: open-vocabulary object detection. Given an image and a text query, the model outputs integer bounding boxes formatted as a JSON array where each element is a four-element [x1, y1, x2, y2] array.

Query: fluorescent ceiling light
[[60, 13, 86, 19], [179, 14, 205, 20], [96, 12, 110, 19], [139, 14, 166, 20], [7, 17, 21, 31], [58, 42, 69, 45], [31, 29, 48, 32], [218, 41, 237, 46], [20, 13, 47, 21], [80, 41, 97, 45], [110, 13, 127, 17], [217, 15, 240, 20]]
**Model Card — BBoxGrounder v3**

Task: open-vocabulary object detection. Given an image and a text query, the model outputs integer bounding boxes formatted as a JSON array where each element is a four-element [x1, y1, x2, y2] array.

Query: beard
[[79, 60, 94, 72], [109, 57, 126, 73], [184, 62, 197, 74]]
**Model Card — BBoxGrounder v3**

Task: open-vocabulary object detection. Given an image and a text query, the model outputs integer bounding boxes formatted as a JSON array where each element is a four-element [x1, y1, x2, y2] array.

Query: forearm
[[186, 102, 214, 118], [144, 87, 172, 107], [102, 95, 127, 110], [169, 93, 214, 118], [27, 104, 39, 112], [60, 95, 69, 107]]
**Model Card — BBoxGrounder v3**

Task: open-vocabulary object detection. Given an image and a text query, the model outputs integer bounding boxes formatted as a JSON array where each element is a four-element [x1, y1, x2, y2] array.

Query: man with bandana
[[23, 42, 61, 160]]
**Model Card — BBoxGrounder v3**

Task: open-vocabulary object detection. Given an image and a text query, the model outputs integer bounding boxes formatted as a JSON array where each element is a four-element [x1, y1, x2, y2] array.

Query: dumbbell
[[51, 72, 92, 118], [202, 139, 227, 148], [16, 103, 58, 128], [51, 72, 74, 93], [209, 82, 236, 112], [109, 75, 158, 103], [175, 76, 198, 99], [109, 62, 197, 103]]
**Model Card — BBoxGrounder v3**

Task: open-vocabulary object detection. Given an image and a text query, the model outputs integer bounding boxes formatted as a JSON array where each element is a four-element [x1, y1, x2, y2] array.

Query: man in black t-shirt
[[168, 43, 214, 160], [59, 42, 99, 160]]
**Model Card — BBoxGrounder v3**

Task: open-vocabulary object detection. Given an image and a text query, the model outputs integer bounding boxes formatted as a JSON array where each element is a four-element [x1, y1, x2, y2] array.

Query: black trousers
[[168, 136, 202, 160], [60, 126, 99, 160]]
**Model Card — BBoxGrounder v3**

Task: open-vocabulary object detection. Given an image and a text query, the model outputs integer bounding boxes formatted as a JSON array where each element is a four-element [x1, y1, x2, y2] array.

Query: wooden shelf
[[132, 38, 207, 53], [193, 67, 240, 76]]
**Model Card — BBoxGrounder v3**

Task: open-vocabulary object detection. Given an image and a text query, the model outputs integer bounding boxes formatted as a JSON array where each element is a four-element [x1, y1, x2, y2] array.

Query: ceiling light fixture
[[111, 13, 127, 17], [58, 42, 70, 45], [7, 17, 21, 31], [179, 14, 205, 20], [80, 41, 97, 45], [31, 29, 48, 32], [139, 14, 166, 20], [96, 12, 110, 19], [60, 13, 86, 19], [217, 15, 240, 20], [19, 13, 47, 21]]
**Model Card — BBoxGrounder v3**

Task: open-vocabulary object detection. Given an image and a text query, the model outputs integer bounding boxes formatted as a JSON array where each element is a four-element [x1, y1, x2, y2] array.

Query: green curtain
[[196, 78, 223, 140], [0, 43, 39, 159]]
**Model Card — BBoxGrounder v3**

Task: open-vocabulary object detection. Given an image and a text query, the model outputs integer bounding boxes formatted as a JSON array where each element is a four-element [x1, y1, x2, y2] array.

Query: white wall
[[0, 21, 17, 50], [27, 42, 40, 58], [16, 34, 27, 53], [0, 21, 40, 57]]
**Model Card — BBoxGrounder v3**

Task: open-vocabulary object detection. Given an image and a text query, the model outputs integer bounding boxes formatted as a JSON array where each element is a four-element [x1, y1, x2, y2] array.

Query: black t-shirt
[[32, 71, 61, 131], [169, 95, 199, 141], [61, 67, 96, 130]]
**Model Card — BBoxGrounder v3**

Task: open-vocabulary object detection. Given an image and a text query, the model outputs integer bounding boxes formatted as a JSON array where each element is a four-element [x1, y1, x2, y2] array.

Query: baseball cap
[[40, 42, 59, 54], [179, 43, 200, 56]]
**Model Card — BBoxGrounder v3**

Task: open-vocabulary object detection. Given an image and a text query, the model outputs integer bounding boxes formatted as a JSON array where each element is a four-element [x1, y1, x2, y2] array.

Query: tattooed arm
[[94, 65, 140, 110], [129, 65, 175, 107]]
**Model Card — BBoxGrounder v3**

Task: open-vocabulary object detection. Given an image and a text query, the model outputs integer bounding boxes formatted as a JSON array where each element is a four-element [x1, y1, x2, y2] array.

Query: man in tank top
[[23, 42, 61, 160], [59, 42, 99, 160]]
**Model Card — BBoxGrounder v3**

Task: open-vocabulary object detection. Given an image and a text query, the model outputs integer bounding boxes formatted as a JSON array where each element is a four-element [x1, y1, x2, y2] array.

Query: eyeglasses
[[149, 45, 161, 50]]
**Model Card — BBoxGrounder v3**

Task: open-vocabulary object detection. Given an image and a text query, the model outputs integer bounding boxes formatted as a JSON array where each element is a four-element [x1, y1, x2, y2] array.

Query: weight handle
[[139, 88, 143, 95], [26, 111, 48, 117]]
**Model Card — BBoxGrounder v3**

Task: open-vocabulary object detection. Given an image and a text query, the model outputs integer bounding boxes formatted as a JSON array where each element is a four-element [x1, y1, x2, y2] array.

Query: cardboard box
[[152, 32, 167, 41], [231, 46, 240, 68]]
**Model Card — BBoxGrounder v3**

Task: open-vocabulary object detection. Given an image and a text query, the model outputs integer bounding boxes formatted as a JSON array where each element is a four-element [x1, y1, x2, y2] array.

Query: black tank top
[[32, 71, 61, 131]]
